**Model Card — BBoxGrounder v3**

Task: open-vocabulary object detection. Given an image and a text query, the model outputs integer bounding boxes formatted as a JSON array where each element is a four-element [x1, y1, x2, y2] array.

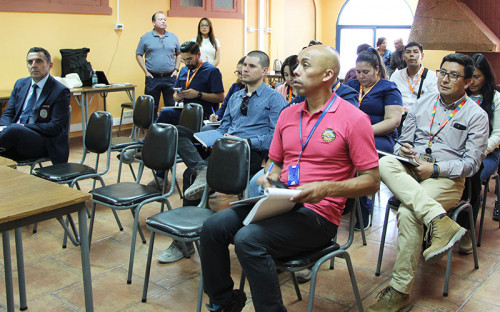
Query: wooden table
[[71, 84, 136, 142], [0, 156, 16, 168], [0, 167, 93, 311]]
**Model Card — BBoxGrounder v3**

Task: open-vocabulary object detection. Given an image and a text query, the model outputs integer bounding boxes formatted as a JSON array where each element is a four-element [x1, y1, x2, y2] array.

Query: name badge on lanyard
[[288, 94, 337, 186]]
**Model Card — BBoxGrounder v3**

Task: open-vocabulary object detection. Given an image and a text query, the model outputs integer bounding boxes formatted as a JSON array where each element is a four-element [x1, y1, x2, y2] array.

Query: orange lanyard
[[428, 96, 466, 146], [406, 66, 424, 95], [185, 61, 203, 89], [358, 78, 380, 107], [287, 87, 294, 103]]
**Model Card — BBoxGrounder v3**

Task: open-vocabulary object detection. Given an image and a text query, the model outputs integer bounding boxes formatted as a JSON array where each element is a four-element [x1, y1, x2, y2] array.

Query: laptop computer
[[96, 71, 110, 85]]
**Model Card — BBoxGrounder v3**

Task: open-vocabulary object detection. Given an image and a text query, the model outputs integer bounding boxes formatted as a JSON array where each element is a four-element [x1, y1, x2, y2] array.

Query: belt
[[150, 71, 173, 78]]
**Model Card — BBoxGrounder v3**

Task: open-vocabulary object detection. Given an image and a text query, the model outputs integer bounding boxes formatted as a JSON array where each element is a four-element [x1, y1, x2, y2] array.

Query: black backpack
[[60, 48, 93, 87]]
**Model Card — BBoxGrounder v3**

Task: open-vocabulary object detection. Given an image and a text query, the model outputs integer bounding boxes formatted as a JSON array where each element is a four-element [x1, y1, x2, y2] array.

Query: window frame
[[168, 0, 243, 19], [0, 0, 112, 15]]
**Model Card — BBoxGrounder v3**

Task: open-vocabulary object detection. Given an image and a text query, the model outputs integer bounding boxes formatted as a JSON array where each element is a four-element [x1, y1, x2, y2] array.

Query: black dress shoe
[[493, 201, 499, 221]]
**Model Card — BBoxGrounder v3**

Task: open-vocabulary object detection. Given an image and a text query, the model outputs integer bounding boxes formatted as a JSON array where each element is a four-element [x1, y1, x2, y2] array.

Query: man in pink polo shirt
[[199, 45, 380, 312]]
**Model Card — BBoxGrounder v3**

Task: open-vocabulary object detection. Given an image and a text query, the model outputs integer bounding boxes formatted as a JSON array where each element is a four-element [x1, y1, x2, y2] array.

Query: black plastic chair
[[113, 95, 155, 182], [477, 167, 500, 246], [33, 111, 120, 247], [141, 137, 251, 311], [117, 101, 133, 137], [89, 123, 178, 284], [375, 178, 479, 297]]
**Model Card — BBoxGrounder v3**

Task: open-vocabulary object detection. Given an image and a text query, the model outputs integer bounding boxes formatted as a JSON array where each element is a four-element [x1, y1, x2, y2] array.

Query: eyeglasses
[[436, 70, 465, 82], [200, 24, 210, 28], [234, 70, 242, 76], [240, 95, 250, 116]]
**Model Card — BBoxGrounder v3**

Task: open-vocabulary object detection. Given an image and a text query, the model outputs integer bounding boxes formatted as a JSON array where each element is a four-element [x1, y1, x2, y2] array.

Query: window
[[336, 0, 413, 78], [168, 0, 243, 19], [0, 0, 111, 15]]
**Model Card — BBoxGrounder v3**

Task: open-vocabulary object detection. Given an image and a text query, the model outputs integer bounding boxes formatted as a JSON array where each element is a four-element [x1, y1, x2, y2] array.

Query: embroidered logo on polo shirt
[[321, 128, 336, 143]]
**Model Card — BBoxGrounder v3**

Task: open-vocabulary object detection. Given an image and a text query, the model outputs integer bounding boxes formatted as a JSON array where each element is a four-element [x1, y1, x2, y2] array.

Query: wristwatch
[[431, 164, 439, 178], [197, 91, 203, 99]]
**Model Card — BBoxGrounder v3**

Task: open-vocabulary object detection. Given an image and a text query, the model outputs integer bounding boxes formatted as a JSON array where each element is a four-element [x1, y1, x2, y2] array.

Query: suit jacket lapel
[[13, 79, 32, 122], [34, 76, 53, 112]]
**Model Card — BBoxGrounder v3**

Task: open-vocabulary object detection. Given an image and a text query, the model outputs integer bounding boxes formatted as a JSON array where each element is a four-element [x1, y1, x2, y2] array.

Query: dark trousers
[[157, 107, 182, 126], [0, 124, 47, 161], [200, 205, 337, 312], [145, 76, 176, 119]]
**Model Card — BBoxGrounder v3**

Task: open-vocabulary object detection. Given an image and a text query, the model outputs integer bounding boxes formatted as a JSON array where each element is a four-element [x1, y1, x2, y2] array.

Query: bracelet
[[431, 164, 439, 178]]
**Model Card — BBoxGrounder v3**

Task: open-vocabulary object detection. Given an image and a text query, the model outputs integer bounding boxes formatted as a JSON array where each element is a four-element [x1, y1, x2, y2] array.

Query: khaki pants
[[379, 156, 465, 294]]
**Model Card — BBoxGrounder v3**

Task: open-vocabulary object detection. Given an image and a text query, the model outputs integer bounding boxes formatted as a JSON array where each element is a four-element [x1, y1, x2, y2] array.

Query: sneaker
[[206, 289, 247, 312], [185, 167, 208, 200], [295, 268, 312, 284], [493, 201, 499, 221], [422, 216, 466, 263], [387, 196, 401, 210], [458, 230, 473, 255], [355, 213, 372, 231], [120, 148, 138, 164], [366, 286, 412, 312], [157, 240, 195, 264]]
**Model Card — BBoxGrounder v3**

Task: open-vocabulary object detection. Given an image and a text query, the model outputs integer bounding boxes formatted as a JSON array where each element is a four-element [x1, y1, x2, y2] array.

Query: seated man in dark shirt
[[0, 47, 70, 164]]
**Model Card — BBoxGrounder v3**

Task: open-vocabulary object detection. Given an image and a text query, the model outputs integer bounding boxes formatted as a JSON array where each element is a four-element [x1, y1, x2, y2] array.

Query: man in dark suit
[[0, 47, 71, 164]]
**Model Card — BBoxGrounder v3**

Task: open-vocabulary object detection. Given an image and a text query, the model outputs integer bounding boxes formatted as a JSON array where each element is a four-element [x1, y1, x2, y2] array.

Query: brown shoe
[[458, 230, 473, 255], [366, 286, 412, 312], [422, 216, 466, 263]]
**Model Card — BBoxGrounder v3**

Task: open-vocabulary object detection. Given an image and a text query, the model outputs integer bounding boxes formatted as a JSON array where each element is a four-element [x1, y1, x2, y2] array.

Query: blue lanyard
[[298, 94, 337, 162]]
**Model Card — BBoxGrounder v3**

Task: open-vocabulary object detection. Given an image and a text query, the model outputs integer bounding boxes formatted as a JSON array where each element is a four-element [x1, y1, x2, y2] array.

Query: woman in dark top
[[346, 48, 403, 230]]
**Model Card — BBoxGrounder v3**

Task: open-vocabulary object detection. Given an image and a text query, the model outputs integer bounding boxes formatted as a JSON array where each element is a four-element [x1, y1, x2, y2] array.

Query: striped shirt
[[396, 92, 489, 178]]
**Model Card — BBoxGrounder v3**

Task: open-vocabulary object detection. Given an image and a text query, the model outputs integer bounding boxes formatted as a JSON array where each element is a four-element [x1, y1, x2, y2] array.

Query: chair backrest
[[85, 111, 113, 154], [178, 103, 204, 132], [133, 95, 155, 130], [141, 123, 178, 171], [206, 137, 250, 195]]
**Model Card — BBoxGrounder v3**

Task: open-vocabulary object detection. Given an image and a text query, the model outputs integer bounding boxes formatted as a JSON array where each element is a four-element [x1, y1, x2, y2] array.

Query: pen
[[264, 162, 275, 180], [395, 139, 412, 147], [211, 107, 216, 115]]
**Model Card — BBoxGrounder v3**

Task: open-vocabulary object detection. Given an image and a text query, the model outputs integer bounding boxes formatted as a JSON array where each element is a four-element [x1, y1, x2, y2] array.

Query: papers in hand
[[203, 120, 221, 126], [0, 126, 5, 132], [230, 188, 302, 225], [193, 130, 223, 148], [377, 149, 420, 166]]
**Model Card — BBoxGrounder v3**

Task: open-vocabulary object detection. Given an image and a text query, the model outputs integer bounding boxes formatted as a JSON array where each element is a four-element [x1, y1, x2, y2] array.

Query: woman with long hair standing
[[192, 17, 221, 66]]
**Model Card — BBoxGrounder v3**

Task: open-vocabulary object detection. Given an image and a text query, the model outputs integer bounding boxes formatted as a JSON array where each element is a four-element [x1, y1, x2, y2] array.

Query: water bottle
[[91, 70, 98, 87]]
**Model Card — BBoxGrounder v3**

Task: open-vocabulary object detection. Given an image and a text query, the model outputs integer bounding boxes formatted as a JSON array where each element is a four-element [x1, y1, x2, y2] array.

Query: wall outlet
[[114, 23, 124, 30], [123, 110, 133, 118]]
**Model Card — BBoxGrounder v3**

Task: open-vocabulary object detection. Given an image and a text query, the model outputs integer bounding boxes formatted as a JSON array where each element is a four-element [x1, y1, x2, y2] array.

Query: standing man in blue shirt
[[136, 11, 181, 118], [156, 50, 287, 264], [157, 41, 225, 125]]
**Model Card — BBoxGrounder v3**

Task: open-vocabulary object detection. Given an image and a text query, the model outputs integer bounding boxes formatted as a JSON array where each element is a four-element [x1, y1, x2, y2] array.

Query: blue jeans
[[200, 205, 337, 311], [145, 76, 176, 118]]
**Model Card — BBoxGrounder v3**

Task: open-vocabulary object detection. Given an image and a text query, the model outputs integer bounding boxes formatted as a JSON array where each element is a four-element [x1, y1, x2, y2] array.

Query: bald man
[[200, 45, 380, 312]]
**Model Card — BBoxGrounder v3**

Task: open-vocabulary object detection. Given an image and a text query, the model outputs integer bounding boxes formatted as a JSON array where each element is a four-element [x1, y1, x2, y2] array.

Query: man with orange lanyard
[[156, 41, 224, 125], [390, 42, 438, 112], [366, 53, 489, 312]]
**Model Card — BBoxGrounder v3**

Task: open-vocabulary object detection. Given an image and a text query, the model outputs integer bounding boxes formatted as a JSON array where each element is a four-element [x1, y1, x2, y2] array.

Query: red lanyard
[[185, 61, 203, 89], [358, 78, 380, 107], [428, 96, 466, 146]]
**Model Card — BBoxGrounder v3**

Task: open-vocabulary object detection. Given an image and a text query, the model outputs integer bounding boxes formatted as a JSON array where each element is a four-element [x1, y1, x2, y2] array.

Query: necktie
[[20, 84, 38, 124]]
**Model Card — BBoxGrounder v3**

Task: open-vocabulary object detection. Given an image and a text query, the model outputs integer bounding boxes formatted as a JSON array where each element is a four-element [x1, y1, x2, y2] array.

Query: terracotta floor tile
[[461, 298, 500, 311], [470, 263, 500, 305]]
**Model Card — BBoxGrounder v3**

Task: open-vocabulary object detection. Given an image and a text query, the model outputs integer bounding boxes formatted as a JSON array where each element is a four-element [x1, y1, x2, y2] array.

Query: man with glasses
[[136, 11, 182, 118], [366, 53, 489, 312], [155, 50, 286, 264]]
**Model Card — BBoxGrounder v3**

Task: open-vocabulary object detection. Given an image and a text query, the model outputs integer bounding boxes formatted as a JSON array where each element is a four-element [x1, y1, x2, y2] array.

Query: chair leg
[[290, 272, 302, 301], [111, 208, 124, 231], [375, 203, 391, 276], [175, 179, 183, 199], [130, 209, 147, 244], [128, 163, 137, 181], [32, 223, 37, 234], [88, 203, 97, 246], [356, 200, 367, 246], [195, 240, 203, 312], [142, 231, 156, 302], [468, 206, 479, 270], [477, 178, 489, 246], [127, 208, 146, 284], [443, 245, 453, 297], [118, 107, 125, 137], [342, 252, 364, 312]]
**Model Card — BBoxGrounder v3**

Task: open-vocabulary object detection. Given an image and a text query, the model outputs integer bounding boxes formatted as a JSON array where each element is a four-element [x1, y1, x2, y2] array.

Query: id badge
[[288, 164, 300, 186], [419, 154, 436, 163]]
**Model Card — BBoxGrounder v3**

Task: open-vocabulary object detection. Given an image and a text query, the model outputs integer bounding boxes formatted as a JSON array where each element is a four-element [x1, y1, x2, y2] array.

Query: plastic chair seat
[[91, 182, 161, 206], [275, 242, 341, 269], [146, 207, 215, 239], [33, 163, 96, 182]]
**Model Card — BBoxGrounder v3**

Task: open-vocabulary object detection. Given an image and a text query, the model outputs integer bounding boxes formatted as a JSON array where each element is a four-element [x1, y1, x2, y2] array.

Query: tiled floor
[[0, 133, 499, 311]]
